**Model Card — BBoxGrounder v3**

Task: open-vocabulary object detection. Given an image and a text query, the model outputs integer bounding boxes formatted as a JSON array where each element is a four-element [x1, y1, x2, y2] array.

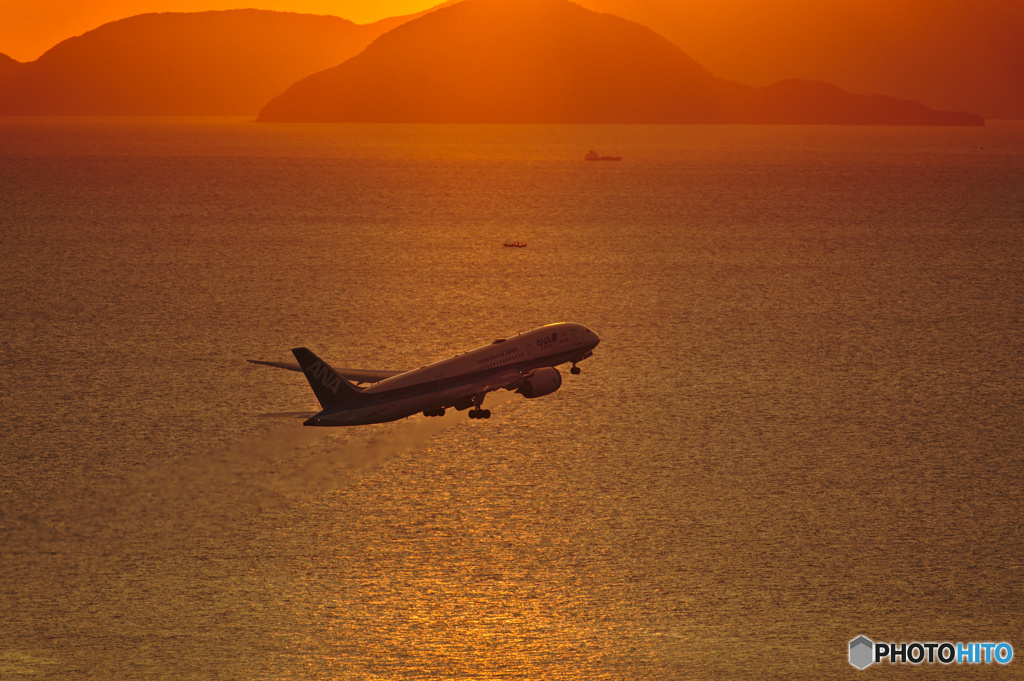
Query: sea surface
[[1, 117, 1022, 679]]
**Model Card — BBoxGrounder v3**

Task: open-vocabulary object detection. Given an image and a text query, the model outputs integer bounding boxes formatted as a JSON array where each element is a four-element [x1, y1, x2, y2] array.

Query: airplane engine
[[516, 367, 562, 398]]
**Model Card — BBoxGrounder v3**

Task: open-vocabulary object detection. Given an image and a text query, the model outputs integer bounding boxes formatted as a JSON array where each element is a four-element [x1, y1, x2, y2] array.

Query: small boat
[[503, 241, 527, 248], [585, 149, 622, 161]]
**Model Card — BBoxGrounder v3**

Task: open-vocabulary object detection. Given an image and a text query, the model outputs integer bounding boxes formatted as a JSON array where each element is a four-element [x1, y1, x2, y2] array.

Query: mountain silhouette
[[0, 9, 421, 116], [737, 79, 983, 125], [0, 53, 19, 87], [258, 0, 982, 125], [577, 0, 1024, 120], [259, 0, 732, 123]]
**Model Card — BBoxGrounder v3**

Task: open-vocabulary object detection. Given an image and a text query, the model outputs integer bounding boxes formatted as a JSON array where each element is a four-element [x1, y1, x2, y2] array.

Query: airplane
[[248, 322, 600, 426]]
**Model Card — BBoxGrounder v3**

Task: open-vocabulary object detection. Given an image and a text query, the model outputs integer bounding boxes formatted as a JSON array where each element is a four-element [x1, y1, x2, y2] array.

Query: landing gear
[[423, 407, 446, 417], [570, 351, 592, 375], [468, 393, 490, 419]]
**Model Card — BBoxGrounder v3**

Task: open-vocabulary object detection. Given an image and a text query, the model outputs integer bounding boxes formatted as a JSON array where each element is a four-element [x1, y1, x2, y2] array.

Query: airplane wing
[[246, 359, 404, 386], [448, 369, 533, 405], [247, 359, 302, 371]]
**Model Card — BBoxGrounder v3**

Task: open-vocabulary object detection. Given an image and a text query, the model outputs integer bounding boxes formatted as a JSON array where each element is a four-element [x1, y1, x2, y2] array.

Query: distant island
[[258, 0, 983, 126], [565, 0, 1024, 121], [0, 9, 421, 116]]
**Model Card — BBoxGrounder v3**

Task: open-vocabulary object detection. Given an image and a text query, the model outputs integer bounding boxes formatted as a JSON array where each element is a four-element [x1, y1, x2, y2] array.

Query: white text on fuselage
[[477, 346, 522, 366]]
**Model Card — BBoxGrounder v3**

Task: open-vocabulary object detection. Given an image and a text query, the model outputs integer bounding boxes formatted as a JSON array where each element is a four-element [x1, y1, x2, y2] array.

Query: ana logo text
[[306, 361, 342, 394], [536, 333, 558, 350]]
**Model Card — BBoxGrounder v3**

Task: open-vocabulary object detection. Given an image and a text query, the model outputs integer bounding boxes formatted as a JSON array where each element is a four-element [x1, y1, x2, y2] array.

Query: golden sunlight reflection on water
[[1, 119, 1022, 679]]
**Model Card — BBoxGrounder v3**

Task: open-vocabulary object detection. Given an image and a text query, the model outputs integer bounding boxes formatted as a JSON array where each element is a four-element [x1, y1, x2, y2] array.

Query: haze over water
[[1, 118, 1022, 678]]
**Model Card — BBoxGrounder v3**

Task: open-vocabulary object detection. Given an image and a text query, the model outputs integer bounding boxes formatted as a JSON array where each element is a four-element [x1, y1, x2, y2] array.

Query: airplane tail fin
[[291, 347, 367, 410]]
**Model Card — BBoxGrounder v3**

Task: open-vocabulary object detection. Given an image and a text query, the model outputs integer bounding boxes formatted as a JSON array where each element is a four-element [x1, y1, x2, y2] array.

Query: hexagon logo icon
[[849, 636, 874, 669]]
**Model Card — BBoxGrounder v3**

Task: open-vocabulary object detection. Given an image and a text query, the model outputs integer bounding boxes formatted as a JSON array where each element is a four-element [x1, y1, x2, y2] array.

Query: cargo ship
[[585, 149, 622, 161]]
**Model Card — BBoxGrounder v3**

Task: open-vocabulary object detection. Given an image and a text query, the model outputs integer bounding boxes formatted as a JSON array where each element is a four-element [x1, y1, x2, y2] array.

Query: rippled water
[[1, 118, 1022, 679]]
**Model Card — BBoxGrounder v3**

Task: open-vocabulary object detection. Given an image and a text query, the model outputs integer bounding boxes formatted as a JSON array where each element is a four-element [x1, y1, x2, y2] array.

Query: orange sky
[[0, 0, 437, 61]]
